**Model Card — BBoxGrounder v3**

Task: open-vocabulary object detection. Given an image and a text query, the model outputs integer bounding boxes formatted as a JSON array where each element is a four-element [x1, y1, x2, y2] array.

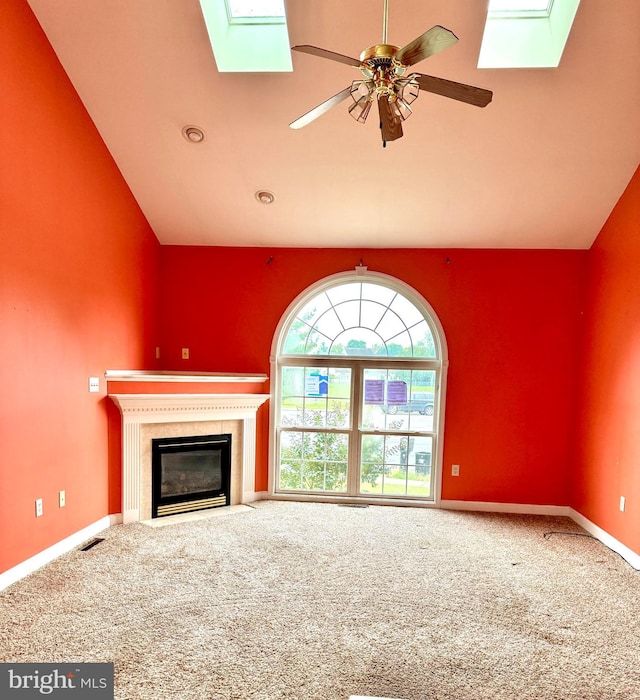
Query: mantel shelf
[[105, 370, 268, 383]]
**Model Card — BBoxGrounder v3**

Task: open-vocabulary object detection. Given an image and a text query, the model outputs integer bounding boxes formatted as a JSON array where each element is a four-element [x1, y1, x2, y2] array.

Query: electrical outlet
[[181, 348, 189, 360], [452, 464, 460, 477], [89, 376, 100, 393], [620, 496, 626, 512], [59, 490, 66, 508], [35, 498, 43, 517]]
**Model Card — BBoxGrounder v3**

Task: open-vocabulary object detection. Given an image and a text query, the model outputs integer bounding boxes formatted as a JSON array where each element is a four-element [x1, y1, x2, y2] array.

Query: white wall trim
[[105, 370, 268, 383], [0, 516, 112, 592], [568, 508, 640, 571], [440, 500, 572, 516]]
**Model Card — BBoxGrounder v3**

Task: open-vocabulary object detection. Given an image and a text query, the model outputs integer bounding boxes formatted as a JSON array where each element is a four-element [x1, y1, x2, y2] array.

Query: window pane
[[280, 367, 351, 428], [305, 330, 332, 355], [325, 283, 360, 305], [360, 300, 387, 330], [279, 430, 348, 492], [408, 320, 436, 358], [390, 294, 424, 327], [227, 0, 286, 18], [361, 283, 395, 305], [334, 300, 361, 329], [376, 310, 406, 342], [360, 434, 432, 497], [282, 318, 312, 354], [385, 331, 412, 357], [313, 308, 344, 339], [333, 327, 382, 356], [362, 368, 436, 432], [299, 295, 332, 319], [489, 0, 551, 11], [360, 434, 386, 492]]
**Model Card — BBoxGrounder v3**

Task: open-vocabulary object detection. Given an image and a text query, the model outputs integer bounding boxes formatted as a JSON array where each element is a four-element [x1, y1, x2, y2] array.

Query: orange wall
[[159, 246, 586, 505], [0, 1, 160, 574], [573, 165, 640, 554]]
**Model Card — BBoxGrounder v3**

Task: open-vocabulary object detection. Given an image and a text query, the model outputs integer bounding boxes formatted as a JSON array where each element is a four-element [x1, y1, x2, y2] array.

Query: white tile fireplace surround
[[109, 391, 269, 523]]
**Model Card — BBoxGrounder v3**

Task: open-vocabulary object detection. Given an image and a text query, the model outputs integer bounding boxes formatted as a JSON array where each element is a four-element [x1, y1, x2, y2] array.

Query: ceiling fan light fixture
[[397, 77, 420, 105], [349, 80, 375, 122], [392, 97, 413, 121], [392, 78, 420, 121], [349, 96, 373, 123], [350, 79, 374, 100]]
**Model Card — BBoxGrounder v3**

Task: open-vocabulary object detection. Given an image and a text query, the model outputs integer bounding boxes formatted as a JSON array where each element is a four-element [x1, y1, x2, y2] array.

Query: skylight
[[478, 0, 580, 68], [488, 0, 553, 16], [226, 0, 286, 24], [199, 0, 292, 72]]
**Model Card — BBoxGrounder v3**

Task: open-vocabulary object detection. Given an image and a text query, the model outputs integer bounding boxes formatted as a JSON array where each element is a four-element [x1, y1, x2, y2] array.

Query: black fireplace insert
[[151, 434, 231, 518]]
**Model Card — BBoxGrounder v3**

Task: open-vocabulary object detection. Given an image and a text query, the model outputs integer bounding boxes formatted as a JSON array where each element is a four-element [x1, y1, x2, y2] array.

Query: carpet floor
[[1, 501, 639, 699]]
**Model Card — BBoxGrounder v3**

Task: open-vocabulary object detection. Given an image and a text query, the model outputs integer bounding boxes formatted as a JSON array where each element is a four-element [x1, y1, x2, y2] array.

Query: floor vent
[[79, 537, 105, 552]]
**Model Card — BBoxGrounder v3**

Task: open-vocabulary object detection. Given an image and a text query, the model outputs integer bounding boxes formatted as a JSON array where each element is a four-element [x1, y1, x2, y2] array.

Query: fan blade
[[378, 96, 403, 143], [289, 86, 353, 130], [396, 26, 458, 66], [414, 74, 493, 107], [292, 45, 361, 67]]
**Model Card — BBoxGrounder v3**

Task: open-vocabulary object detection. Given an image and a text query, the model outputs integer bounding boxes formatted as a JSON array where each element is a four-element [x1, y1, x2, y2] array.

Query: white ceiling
[[27, 0, 640, 249]]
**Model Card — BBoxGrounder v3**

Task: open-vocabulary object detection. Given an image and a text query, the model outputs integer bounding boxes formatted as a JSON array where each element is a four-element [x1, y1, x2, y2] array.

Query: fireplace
[[108, 387, 269, 523], [152, 434, 231, 518]]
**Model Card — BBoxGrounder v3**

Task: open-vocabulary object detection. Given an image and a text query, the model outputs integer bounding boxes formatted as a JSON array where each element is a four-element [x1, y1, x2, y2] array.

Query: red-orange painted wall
[[159, 246, 586, 505], [0, 1, 160, 575], [573, 165, 640, 554]]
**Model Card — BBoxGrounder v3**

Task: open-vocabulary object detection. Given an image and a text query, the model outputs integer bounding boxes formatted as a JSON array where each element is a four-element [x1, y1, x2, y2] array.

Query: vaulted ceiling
[[27, 0, 640, 249]]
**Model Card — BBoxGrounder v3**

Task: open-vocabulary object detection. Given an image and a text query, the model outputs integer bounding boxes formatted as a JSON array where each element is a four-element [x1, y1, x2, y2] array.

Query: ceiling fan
[[289, 0, 493, 146]]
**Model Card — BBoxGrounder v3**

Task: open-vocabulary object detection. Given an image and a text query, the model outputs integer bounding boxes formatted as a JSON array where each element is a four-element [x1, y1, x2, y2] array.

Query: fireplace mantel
[[106, 370, 268, 384], [110, 393, 269, 523], [110, 393, 269, 418]]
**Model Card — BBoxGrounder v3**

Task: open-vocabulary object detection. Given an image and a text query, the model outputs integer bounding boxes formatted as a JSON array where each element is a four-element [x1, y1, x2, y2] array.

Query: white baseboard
[[440, 500, 572, 516], [246, 491, 269, 503], [568, 508, 640, 570], [0, 515, 113, 592]]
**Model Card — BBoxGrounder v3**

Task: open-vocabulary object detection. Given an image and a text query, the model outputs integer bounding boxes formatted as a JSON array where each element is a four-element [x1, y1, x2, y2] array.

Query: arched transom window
[[282, 282, 437, 358], [272, 273, 447, 504]]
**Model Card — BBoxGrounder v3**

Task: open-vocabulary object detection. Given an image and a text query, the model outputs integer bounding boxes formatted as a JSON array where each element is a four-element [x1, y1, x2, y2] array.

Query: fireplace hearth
[[152, 434, 231, 518]]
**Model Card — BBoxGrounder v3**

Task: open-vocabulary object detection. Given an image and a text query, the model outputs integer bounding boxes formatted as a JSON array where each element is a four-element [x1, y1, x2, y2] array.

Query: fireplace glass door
[[152, 434, 231, 517]]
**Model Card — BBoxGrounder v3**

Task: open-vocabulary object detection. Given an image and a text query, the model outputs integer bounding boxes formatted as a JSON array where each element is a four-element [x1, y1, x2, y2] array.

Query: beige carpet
[[1, 501, 639, 699]]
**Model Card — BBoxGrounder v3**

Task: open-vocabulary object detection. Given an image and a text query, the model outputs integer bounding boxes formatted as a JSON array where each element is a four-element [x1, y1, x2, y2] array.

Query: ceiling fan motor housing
[[359, 43, 400, 64], [359, 44, 406, 97]]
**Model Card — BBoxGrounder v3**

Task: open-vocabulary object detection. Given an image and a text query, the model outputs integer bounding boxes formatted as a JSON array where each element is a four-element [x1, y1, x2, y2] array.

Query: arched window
[[271, 271, 447, 504]]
